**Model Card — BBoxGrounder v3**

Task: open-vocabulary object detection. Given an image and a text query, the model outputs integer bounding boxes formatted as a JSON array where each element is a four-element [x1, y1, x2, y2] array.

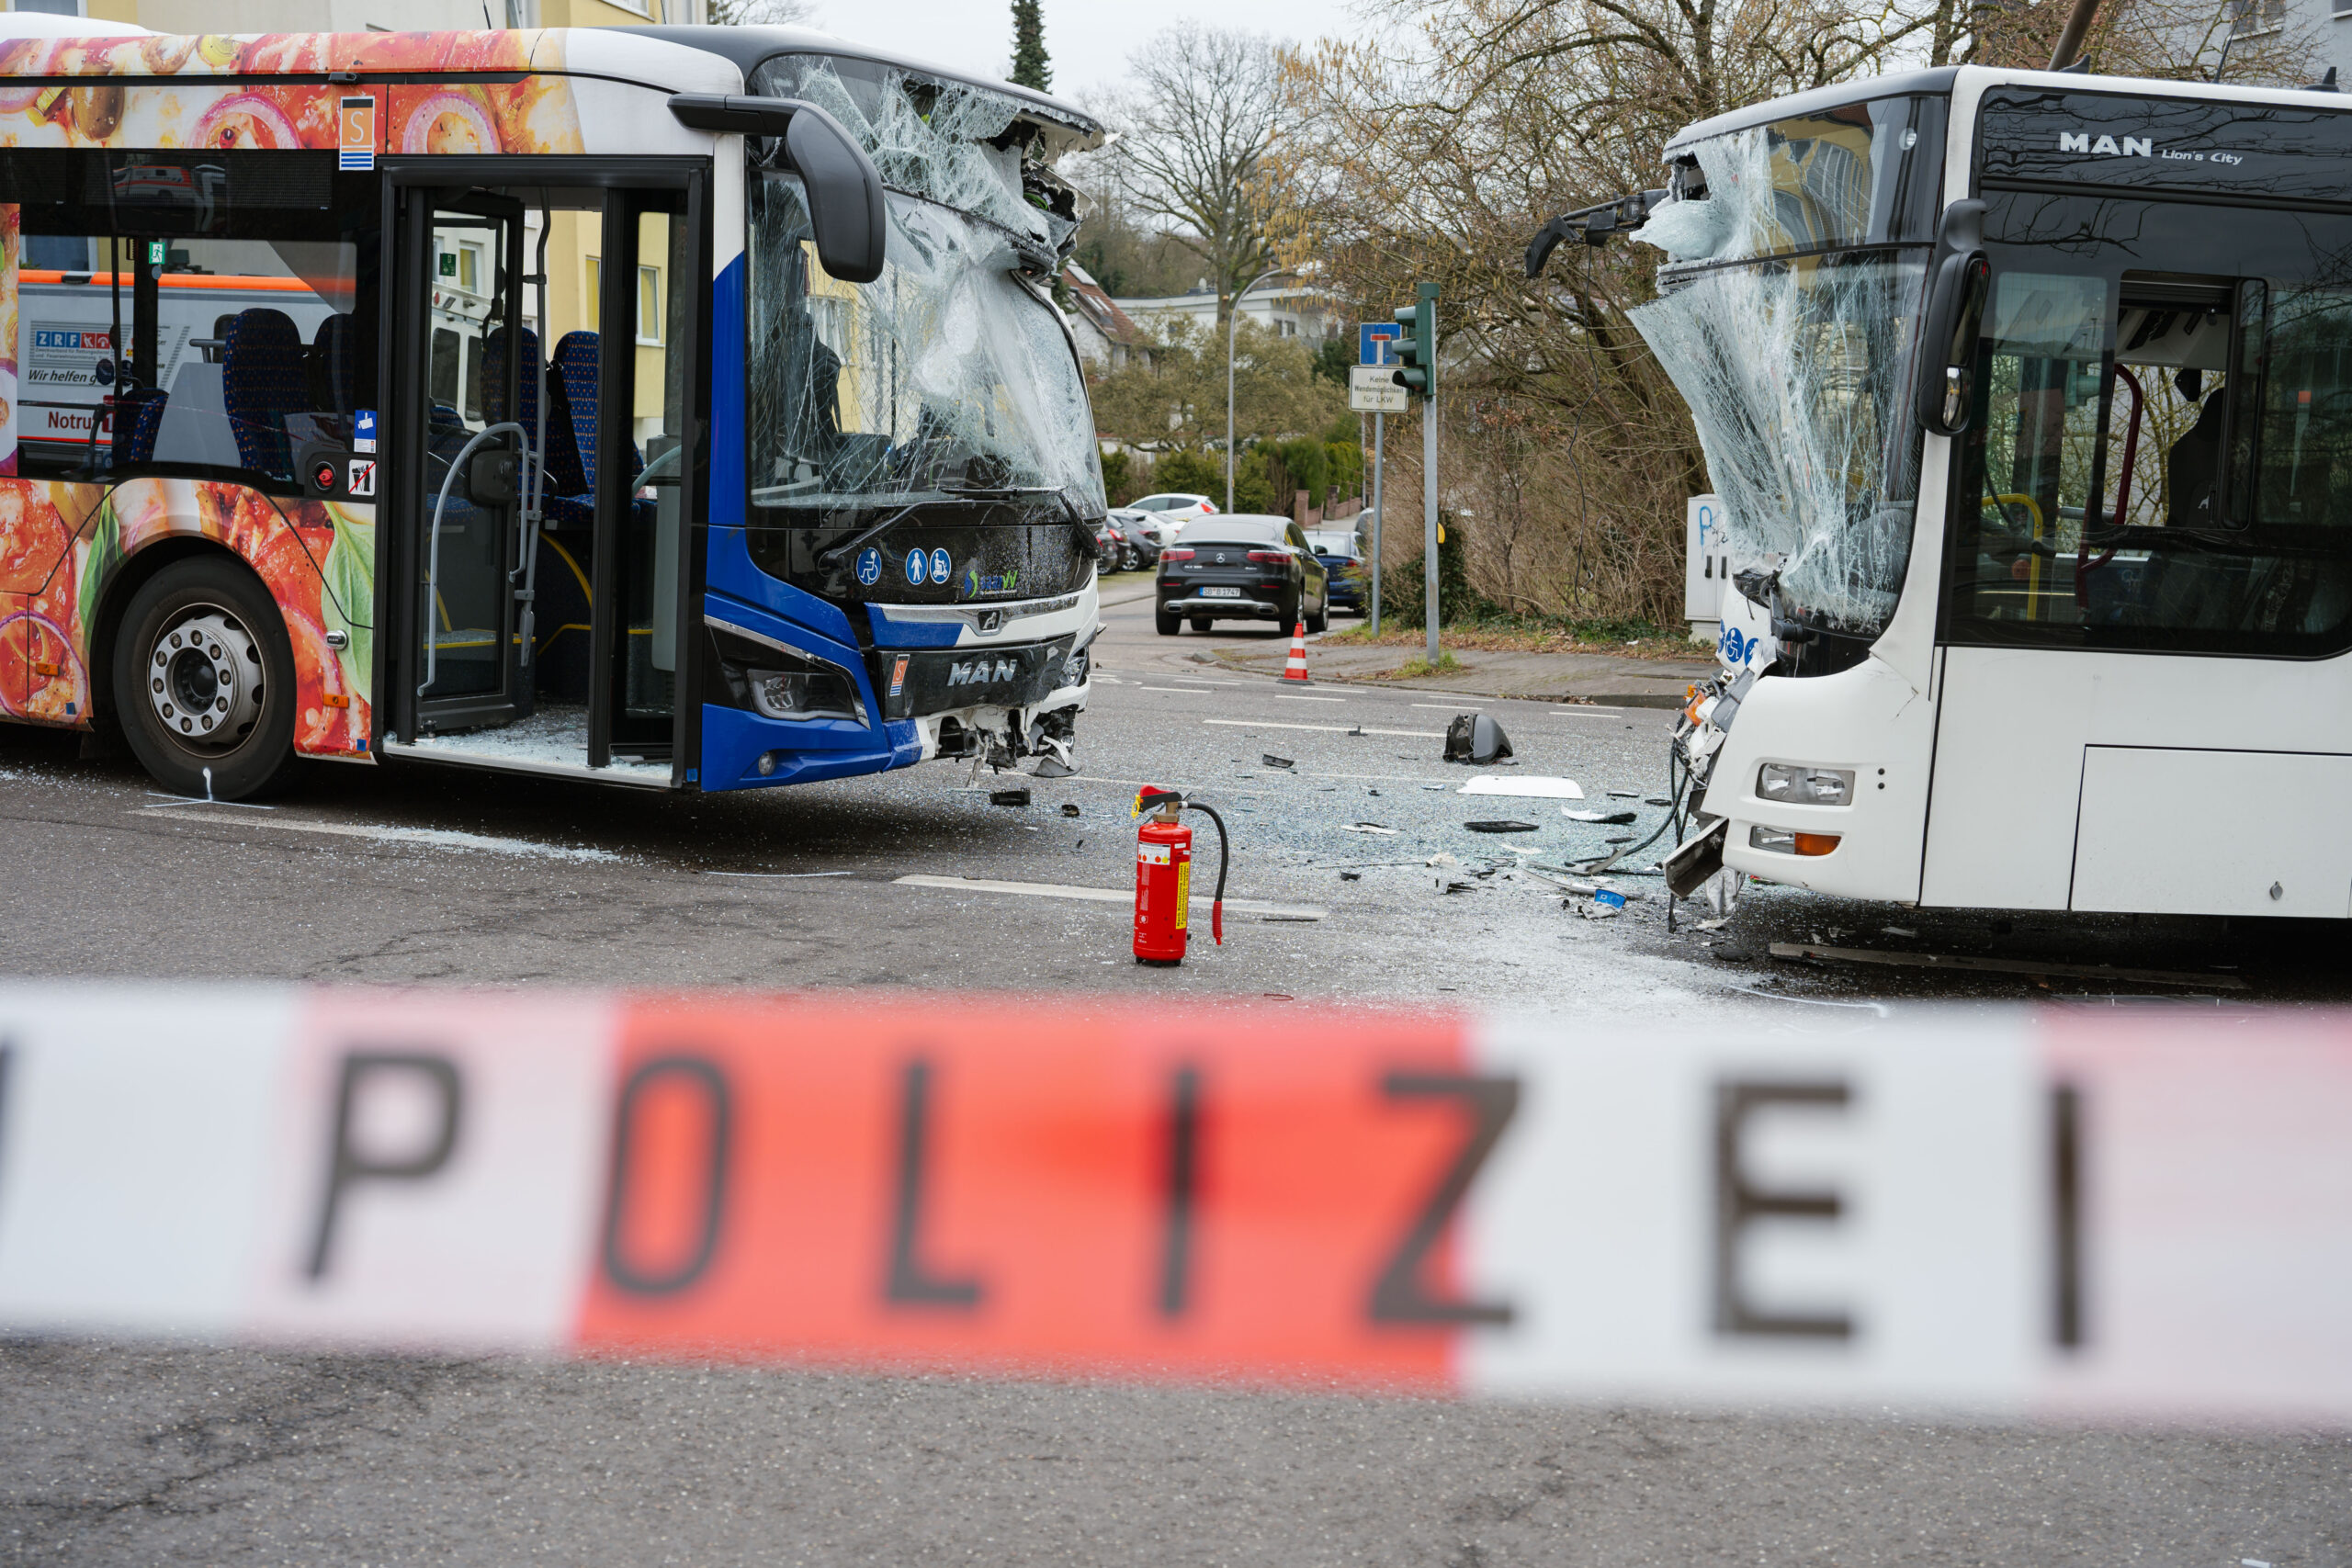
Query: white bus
[[1534, 64, 2352, 919]]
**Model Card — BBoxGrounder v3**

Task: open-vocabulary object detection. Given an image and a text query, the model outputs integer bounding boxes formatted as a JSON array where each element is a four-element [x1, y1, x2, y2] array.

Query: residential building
[[1061, 262, 1148, 371], [1114, 280, 1338, 344]]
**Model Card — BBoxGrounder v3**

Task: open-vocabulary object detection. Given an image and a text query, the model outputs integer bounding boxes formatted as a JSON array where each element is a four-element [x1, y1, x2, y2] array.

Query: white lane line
[[1549, 706, 1638, 716], [143, 792, 276, 809], [707, 870, 854, 879], [1411, 703, 1476, 710], [894, 874, 1326, 920], [1274, 694, 1347, 703], [139, 808, 623, 862], [1139, 685, 1213, 694], [1204, 718, 1445, 738]]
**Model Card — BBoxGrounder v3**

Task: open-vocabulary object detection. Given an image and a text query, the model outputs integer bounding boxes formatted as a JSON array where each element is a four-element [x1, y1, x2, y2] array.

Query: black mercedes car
[[1154, 514, 1330, 635]]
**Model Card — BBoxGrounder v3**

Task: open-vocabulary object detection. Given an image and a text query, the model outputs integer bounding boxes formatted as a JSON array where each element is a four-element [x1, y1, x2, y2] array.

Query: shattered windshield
[[747, 175, 1102, 520], [1629, 97, 1939, 633]]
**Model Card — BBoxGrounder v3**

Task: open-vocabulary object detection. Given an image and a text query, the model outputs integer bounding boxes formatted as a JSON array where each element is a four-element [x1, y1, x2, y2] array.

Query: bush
[[1151, 448, 1223, 498], [1099, 447, 1134, 505], [1378, 513, 1494, 626]]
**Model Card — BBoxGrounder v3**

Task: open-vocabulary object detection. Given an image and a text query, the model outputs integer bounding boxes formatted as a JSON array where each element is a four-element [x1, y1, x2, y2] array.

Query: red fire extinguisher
[[1132, 784, 1229, 966]]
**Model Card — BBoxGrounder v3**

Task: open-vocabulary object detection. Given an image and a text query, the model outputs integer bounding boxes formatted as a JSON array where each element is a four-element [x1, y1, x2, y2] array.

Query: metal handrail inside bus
[[421, 421, 526, 699]]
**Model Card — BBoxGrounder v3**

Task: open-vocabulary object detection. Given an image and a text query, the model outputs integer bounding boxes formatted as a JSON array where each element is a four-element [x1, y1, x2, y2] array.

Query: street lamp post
[[1226, 265, 1287, 514]]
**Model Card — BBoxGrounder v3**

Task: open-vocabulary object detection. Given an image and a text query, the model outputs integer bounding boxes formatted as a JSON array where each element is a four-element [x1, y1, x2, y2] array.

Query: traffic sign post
[[1355, 322, 1404, 635]]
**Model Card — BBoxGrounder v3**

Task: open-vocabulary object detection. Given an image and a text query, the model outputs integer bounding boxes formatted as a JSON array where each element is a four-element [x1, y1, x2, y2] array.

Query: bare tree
[[708, 0, 818, 24], [1101, 24, 1289, 326]]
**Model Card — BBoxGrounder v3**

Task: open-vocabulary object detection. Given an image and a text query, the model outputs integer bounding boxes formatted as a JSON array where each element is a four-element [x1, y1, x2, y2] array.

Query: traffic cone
[[1283, 621, 1312, 683]]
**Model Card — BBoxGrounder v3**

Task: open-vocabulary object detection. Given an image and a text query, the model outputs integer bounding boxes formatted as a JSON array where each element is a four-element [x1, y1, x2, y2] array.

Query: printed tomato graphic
[[0, 481, 70, 592], [400, 89, 500, 155]]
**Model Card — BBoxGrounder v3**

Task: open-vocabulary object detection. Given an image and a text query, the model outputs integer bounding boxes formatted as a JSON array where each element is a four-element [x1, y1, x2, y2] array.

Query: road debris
[[1579, 888, 1626, 919], [1770, 942, 2251, 990], [1262, 753, 1295, 770], [1645, 795, 1671, 807], [1060, 802, 1082, 818], [1339, 870, 1362, 880], [1565, 808, 1637, 824], [1442, 713, 1514, 764], [1459, 775, 1585, 799], [1340, 822, 1401, 835], [1883, 926, 1918, 938], [989, 787, 1031, 807], [1464, 820, 1539, 833], [1607, 789, 1641, 799], [1426, 852, 1459, 866]]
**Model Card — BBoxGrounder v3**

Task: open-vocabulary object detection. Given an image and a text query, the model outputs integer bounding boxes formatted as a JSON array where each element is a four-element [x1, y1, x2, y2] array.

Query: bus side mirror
[[1916, 251, 1989, 435], [783, 106, 888, 286], [669, 94, 888, 285]]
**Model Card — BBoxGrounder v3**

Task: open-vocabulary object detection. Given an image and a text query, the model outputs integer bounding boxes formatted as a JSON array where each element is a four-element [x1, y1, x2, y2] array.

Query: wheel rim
[[146, 604, 263, 751]]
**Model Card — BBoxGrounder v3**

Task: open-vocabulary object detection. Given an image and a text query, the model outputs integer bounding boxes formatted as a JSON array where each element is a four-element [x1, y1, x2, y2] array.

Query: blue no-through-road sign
[[1359, 321, 1402, 366]]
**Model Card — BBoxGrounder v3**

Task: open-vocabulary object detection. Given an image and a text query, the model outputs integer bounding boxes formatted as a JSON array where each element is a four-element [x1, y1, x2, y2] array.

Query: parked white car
[[1126, 492, 1219, 542]]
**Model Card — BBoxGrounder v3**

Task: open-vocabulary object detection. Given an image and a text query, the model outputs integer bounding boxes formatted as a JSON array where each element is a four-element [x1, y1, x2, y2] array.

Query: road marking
[[143, 792, 276, 809], [894, 874, 1325, 920], [707, 870, 854, 879], [1139, 685, 1213, 694], [1412, 703, 1476, 710], [1549, 706, 1638, 716], [1275, 694, 1347, 703], [139, 808, 622, 862], [1204, 718, 1444, 738]]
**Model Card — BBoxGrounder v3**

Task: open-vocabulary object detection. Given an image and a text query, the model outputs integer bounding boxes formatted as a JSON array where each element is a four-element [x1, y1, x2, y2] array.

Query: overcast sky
[[793, 0, 1369, 103]]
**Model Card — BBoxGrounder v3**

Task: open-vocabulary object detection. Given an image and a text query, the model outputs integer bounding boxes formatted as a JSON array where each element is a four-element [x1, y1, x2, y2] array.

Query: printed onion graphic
[[0, 85, 40, 115], [0, 609, 80, 718], [401, 93, 498, 155], [191, 93, 298, 150]]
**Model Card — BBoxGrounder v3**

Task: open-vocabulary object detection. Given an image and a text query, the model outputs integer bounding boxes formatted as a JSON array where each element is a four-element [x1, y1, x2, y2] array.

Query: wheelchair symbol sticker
[[856, 547, 882, 586]]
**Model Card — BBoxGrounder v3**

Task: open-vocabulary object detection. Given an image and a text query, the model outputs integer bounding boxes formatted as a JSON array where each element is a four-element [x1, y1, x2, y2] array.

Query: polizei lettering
[[945, 656, 1022, 687], [2058, 131, 2154, 157]]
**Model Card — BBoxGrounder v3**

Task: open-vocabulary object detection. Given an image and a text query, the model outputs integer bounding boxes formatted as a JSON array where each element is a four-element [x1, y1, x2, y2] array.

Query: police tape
[[0, 986, 2344, 1422]]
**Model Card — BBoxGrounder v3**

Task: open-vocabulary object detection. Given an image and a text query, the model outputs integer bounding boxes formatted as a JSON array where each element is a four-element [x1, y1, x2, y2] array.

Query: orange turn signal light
[[1792, 832, 1841, 856]]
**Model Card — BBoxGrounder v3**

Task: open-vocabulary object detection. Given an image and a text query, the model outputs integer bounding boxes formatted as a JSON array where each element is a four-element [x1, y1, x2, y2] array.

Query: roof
[[1663, 68, 1961, 152], [633, 23, 1102, 150], [1062, 263, 1146, 346]]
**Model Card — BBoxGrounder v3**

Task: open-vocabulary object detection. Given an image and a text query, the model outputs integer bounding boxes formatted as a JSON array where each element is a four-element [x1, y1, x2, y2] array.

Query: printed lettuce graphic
[[320, 504, 373, 700], [75, 493, 119, 645]]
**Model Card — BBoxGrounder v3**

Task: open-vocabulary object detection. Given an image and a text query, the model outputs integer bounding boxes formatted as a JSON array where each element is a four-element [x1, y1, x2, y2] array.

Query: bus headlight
[[749, 667, 864, 723], [1757, 762, 1853, 806]]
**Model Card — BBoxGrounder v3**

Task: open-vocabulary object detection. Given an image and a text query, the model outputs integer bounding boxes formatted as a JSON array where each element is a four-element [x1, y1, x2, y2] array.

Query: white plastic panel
[[2072, 747, 2352, 917], [1921, 648, 2096, 910]]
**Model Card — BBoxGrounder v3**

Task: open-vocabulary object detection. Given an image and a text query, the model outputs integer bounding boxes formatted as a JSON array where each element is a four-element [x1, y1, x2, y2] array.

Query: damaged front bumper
[[865, 584, 1102, 772]]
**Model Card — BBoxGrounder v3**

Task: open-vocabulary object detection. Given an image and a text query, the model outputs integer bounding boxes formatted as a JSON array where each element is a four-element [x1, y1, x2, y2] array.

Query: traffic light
[[1390, 282, 1437, 400]]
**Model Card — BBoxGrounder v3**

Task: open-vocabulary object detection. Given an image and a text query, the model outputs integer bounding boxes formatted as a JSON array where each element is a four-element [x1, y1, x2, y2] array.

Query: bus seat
[[484, 326, 591, 516], [111, 386, 167, 466], [220, 308, 307, 478], [309, 313, 359, 418], [2167, 386, 2226, 526], [552, 331, 646, 491]]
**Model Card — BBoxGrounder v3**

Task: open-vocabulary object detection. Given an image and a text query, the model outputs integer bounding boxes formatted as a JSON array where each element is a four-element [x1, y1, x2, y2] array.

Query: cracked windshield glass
[[744, 56, 1102, 563]]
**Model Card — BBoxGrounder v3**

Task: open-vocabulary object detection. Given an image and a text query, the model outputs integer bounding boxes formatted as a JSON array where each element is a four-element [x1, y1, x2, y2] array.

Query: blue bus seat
[[220, 308, 306, 479]]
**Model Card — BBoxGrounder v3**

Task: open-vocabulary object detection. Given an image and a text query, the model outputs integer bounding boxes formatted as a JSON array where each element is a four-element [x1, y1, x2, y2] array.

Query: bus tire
[[113, 557, 299, 801]]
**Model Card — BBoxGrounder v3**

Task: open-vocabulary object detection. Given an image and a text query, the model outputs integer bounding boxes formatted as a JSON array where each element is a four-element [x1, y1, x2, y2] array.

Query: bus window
[[1944, 192, 2352, 658], [0, 151, 376, 490]]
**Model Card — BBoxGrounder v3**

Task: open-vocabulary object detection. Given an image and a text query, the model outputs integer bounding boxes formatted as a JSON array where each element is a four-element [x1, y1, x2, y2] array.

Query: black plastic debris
[[1605, 834, 1634, 844], [1348, 725, 1365, 737], [1565, 808, 1637, 825], [989, 788, 1031, 807], [1464, 819, 1539, 833], [1059, 802, 1081, 818], [1607, 789, 1640, 799], [1645, 795, 1671, 807], [1262, 753, 1295, 770], [1442, 879, 1476, 894], [1340, 870, 1363, 881], [1442, 713, 1514, 764], [1033, 756, 1077, 778]]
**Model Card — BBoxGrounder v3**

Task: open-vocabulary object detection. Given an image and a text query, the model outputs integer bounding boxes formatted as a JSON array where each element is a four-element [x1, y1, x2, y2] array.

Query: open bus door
[[380, 164, 707, 782]]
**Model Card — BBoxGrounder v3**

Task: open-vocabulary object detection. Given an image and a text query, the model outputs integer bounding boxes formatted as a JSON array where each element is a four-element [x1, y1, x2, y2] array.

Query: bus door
[[390, 186, 529, 739], [383, 167, 706, 777]]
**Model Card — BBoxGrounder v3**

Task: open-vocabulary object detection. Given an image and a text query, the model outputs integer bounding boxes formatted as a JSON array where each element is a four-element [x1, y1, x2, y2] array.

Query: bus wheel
[[114, 558, 298, 800]]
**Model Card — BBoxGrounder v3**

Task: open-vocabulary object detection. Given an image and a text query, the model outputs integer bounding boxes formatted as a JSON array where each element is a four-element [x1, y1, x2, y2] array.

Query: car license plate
[[1202, 586, 1244, 598]]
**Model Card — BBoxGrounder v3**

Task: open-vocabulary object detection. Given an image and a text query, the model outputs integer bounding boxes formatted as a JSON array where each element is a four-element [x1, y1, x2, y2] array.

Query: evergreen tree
[[1010, 0, 1052, 91]]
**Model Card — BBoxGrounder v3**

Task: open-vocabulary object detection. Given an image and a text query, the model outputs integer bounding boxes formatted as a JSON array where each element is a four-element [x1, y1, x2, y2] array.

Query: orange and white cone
[[1283, 621, 1312, 683]]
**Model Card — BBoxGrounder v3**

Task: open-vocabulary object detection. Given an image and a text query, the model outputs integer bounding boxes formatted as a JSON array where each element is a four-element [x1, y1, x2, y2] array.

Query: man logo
[[945, 657, 1021, 687], [2059, 131, 2152, 156]]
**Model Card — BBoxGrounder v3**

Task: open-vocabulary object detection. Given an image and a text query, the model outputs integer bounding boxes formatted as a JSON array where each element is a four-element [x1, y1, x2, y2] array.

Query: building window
[[637, 265, 662, 345]]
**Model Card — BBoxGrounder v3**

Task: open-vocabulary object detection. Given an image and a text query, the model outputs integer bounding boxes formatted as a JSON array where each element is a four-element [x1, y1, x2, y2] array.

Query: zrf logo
[[2059, 131, 2152, 157]]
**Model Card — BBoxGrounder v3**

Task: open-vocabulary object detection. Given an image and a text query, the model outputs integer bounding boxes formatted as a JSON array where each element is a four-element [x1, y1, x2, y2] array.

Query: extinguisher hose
[[1186, 800, 1230, 944]]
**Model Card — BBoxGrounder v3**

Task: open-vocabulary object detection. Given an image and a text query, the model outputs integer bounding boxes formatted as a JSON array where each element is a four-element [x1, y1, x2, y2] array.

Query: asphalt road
[[1, 576, 2345, 1565]]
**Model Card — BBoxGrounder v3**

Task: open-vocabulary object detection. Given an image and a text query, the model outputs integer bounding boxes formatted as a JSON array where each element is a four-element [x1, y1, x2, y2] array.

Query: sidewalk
[[1210, 634, 1716, 706]]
